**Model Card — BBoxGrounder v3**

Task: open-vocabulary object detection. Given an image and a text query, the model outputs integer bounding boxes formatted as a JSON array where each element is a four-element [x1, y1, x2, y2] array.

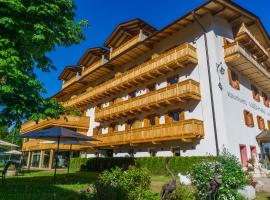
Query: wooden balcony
[[235, 24, 268, 63], [110, 34, 143, 59], [95, 79, 200, 121], [20, 115, 90, 134], [224, 42, 270, 93], [64, 43, 198, 107], [93, 119, 204, 147]]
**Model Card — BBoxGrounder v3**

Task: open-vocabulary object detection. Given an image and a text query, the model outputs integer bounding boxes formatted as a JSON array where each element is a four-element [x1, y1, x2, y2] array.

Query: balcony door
[[239, 144, 248, 167]]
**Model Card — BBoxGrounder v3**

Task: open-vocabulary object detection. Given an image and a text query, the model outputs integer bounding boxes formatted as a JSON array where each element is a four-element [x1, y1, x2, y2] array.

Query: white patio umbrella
[[0, 140, 19, 148], [20, 127, 98, 183], [3, 150, 22, 155]]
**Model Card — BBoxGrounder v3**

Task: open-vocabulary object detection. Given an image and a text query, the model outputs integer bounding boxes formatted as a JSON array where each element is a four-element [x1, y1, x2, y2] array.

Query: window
[[93, 127, 101, 135], [147, 83, 156, 92], [257, 116, 265, 130], [149, 149, 156, 157], [268, 120, 270, 130], [128, 91, 136, 99], [168, 110, 185, 122], [172, 147, 181, 156], [167, 76, 178, 85], [262, 92, 269, 107], [149, 115, 156, 126], [251, 85, 260, 102], [228, 68, 240, 90], [244, 110, 254, 128], [110, 123, 118, 133]]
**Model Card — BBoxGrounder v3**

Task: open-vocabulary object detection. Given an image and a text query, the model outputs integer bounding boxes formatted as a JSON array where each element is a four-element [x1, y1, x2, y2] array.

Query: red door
[[250, 146, 257, 159], [240, 144, 248, 167]]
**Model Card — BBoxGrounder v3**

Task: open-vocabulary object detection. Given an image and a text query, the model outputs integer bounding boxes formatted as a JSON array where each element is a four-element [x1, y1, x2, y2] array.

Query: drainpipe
[[192, 12, 219, 156]]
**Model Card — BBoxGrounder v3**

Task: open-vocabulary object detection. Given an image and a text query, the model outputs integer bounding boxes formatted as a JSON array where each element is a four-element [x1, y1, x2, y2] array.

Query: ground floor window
[[31, 152, 40, 168]]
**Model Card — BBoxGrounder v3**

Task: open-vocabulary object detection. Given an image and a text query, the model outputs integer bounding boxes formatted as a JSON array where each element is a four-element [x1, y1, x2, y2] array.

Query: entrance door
[[240, 144, 248, 167], [250, 146, 257, 159]]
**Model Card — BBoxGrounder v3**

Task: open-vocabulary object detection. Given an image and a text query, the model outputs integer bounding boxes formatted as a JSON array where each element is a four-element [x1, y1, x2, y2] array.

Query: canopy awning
[[256, 130, 270, 143]]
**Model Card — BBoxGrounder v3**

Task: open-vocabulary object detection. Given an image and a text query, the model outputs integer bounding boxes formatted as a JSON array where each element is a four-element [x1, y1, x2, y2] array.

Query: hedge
[[70, 156, 218, 175]]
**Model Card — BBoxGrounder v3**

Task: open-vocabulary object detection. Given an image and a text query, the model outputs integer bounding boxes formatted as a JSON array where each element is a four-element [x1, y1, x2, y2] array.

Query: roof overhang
[[58, 65, 82, 81], [77, 47, 109, 66], [104, 18, 158, 48]]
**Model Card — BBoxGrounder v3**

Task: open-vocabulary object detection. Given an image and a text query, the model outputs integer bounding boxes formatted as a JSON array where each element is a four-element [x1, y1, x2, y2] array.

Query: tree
[[0, 0, 88, 128], [0, 126, 21, 147]]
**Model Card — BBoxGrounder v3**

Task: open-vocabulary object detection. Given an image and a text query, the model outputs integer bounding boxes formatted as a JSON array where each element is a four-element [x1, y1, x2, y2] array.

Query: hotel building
[[20, 0, 270, 169]]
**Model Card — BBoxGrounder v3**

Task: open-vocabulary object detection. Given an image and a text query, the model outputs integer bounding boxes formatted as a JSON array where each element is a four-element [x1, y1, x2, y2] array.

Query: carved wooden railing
[[95, 79, 200, 121], [93, 119, 204, 146], [64, 43, 197, 107]]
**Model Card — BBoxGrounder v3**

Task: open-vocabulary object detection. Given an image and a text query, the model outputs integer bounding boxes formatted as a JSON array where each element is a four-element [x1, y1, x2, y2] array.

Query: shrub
[[190, 150, 247, 200], [69, 157, 88, 171], [69, 156, 219, 174], [94, 167, 158, 200], [163, 184, 196, 200]]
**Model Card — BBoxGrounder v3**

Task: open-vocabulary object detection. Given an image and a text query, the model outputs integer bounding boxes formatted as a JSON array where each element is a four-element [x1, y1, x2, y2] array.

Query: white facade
[[84, 14, 269, 165]]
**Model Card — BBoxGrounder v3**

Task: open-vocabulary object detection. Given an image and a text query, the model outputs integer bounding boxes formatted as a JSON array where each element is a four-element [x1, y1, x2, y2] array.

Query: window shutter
[[155, 115, 159, 125], [165, 113, 171, 124], [125, 123, 130, 131], [144, 118, 150, 127], [180, 111, 185, 121]]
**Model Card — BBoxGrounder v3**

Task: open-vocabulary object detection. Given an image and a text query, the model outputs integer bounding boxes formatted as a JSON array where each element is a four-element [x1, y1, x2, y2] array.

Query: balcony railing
[[224, 42, 270, 93], [95, 79, 200, 121], [110, 34, 143, 59], [64, 43, 197, 107], [93, 119, 204, 147], [20, 115, 90, 134]]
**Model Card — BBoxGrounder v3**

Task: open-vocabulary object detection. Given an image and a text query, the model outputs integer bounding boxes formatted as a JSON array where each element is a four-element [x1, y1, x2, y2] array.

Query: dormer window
[[251, 85, 260, 102], [228, 68, 240, 90]]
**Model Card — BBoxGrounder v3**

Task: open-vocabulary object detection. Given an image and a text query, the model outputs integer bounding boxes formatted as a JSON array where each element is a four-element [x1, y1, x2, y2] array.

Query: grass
[[0, 170, 269, 200], [0, 170, 98, 200]]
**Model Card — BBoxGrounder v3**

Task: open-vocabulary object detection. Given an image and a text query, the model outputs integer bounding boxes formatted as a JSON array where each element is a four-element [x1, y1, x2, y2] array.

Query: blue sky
[[38, 0, 270, 98]]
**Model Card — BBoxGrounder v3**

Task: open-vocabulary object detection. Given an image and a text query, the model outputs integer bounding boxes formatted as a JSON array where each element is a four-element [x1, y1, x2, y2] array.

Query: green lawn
[[0, 170, 269, 200]]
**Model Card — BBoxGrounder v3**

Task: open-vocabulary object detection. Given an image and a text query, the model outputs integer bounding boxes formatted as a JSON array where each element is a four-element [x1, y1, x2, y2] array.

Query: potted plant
[[6, 164, 17, 177]]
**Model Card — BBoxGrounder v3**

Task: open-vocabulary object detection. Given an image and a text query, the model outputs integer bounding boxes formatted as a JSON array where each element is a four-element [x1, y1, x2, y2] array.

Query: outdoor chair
[[0, 161, 12, 183]]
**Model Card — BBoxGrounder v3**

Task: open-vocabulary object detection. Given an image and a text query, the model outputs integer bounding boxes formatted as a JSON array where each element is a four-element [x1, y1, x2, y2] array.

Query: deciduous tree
[[0, 0, 88, 127]]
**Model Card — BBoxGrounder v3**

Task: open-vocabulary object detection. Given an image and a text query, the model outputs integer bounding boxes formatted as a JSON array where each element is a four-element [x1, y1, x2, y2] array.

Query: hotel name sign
[[227, 91, 270, 117]]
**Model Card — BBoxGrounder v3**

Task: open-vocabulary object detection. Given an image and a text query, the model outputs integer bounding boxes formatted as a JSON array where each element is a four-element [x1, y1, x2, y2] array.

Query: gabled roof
[[104, 18, 158, 48], [53, 0, 270, 100], [58, 65, 82, 80], [77, 47, 109, 66]]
